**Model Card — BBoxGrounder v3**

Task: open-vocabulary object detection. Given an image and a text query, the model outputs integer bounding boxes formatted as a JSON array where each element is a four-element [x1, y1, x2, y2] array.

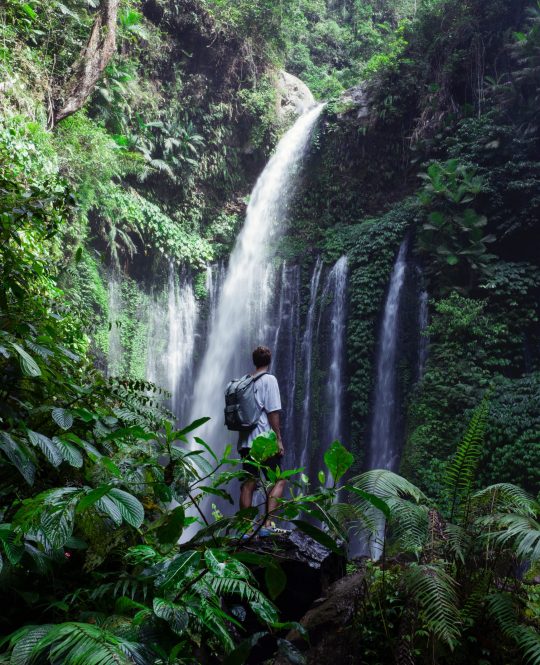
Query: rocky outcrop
[[339, 84, 371, 122], [273, 568, 366, 665], [276, 71, 315, 121], [246, 529, 346, 621]]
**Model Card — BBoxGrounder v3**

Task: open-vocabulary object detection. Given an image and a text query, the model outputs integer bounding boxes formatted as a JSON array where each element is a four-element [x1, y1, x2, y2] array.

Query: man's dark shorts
[[240, 448, 283, 481]]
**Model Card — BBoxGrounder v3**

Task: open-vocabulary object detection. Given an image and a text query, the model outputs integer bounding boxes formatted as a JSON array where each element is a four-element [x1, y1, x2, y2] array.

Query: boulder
[[276, 71, 315, 121], [339, 84, 371, 123], [246, 529, 345, 621], [273, 567, 366, 665]]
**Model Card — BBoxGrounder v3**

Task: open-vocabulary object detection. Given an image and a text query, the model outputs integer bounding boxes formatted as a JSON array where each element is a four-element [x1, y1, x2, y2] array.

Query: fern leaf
[[403, 563, 461, 649], [445, 397, 489, 521], [349, 469, 427, 502], [471, 483, 537, 517], [488, 593, 540, 665], [9, 623, 137, 665]]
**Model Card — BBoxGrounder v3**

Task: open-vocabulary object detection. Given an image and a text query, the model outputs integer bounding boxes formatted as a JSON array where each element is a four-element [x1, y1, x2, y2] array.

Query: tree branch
[[50, 0, 120, 128]]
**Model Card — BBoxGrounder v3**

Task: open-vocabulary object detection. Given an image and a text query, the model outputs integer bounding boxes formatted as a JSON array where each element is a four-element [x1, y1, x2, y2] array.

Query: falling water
[[145, 265, 199, 419], [189, 104, 325, 454], [367, 239, 408, 559], [272, 264, 301, 469], [417, 289, 429, 382], [107, 276, 123, 377], [369, 239, 409, 471], [300, 257, 323, 471], [167, 266, 198, 418], [324, 256, 349, 447]]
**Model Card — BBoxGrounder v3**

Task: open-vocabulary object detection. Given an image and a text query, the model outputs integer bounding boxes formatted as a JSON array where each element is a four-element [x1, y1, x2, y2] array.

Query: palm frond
[[444, 523, 471, 564], [486, 513, 540, 562]]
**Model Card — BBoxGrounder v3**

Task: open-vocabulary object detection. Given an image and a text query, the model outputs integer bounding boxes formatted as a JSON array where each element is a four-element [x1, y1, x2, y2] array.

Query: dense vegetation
[[1, 0, 539, 663]]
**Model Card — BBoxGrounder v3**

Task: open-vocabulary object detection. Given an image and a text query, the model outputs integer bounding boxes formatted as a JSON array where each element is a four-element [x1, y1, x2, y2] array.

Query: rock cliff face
[[276, 71, 315, 121]]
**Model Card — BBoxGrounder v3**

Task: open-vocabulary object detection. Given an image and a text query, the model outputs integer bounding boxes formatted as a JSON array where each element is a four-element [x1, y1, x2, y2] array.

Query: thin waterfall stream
[[369, 239, 408, 472]]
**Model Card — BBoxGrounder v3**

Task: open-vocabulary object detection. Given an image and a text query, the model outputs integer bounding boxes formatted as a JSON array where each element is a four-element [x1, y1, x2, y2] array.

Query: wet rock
[[273, 568, 366, 665], [339, 84, 371, 122], [276, 71, 315, 121], [245, 529, 345, 621]]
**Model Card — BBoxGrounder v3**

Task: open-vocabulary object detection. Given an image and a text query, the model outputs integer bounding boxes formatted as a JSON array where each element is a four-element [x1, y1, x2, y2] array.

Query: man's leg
[[265, 480, 286, 526], [240, 479, 257, 511]]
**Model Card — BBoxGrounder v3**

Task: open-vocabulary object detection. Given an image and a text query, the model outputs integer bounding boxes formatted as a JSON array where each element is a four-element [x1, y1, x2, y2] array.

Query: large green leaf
[[156, 506, 185, 545], [153, 598, 189, 636], [250, 431, 278, 463], [94, 495, 123, 526], [77, 486, 112, 513], [54, 438, 83, 468], [344, 485, 391, 518], [27, 431, 62, 467], [0, 432, 36, 485], [156, 551, 201, 589], [324, 440, 353, 483], [52, 408, 74, 431], [11, 343, 41, 377], [108, 489, 144, 528]]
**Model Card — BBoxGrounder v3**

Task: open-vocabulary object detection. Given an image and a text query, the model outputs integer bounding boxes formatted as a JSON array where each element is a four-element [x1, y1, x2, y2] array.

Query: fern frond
[[403, 563, 461, 649], [6, 622, 145, 665], [488, 592, 540, 665], [487, 513, 540, 561], [349, 469, 427, 502], [386, 497, 430, 554], [445, 397, 489, 521], [471, 483, 537, 517], [444, 523, 471, 564]]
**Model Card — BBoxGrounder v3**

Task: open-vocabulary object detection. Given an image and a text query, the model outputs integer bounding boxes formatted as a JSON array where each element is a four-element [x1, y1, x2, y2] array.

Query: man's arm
[[268, 411, 284, 456]]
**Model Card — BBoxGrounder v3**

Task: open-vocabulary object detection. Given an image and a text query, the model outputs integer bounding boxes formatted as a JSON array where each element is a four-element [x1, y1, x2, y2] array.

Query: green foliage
[[349, 407, 540, 664], [329, 204, 413, 464], [445, 395, 489, 520], [417, 159, 496, 291]]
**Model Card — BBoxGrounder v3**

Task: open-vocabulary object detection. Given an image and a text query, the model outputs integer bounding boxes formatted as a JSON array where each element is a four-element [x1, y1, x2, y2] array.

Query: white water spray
[[189, 104, 325, 451]]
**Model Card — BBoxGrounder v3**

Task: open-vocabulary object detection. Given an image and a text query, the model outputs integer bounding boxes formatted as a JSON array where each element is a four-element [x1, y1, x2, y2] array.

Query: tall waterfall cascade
[[299, 256, 324, 470], [323, 256, 349, 450], [106, 105, 352, 500], [188, 104, 325, 454], [369, 240, 409, 472]]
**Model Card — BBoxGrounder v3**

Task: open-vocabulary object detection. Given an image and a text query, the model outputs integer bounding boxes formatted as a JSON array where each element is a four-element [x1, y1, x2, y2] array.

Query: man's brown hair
[[253, 345, 271, 368]]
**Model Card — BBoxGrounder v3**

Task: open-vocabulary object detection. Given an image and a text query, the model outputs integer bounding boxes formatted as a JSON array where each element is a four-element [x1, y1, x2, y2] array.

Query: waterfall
[[366, 239, 408, 560], [417, 289, 429, 382], [272, 263, 301, 469], [145, 265, 199, 420], [107, 276, 123, 377], [369, 240, 409, 471], [166, 266, 198, 418], [299, 257, 323, 471], [189, 104, 325, 455], [324, 256, 348, 447]]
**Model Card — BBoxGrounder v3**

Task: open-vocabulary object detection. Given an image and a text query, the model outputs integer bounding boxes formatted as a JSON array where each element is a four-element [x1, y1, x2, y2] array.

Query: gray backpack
[[224, 372, 268, 431]]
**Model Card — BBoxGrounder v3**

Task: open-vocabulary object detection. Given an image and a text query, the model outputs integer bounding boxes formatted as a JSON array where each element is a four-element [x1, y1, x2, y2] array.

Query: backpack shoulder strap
[[252, 371, 268, 383]]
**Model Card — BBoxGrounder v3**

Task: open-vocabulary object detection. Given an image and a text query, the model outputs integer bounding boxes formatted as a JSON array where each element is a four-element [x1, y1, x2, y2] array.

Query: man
[[239, 346, 286, 532]]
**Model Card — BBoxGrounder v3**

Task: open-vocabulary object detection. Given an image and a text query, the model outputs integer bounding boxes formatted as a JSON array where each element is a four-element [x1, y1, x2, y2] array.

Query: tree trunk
[[50, 0, 120, 128]]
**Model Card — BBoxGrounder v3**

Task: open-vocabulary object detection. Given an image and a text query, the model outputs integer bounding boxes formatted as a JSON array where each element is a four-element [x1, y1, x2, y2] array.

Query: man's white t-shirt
[[238, 372, 281, 451]]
